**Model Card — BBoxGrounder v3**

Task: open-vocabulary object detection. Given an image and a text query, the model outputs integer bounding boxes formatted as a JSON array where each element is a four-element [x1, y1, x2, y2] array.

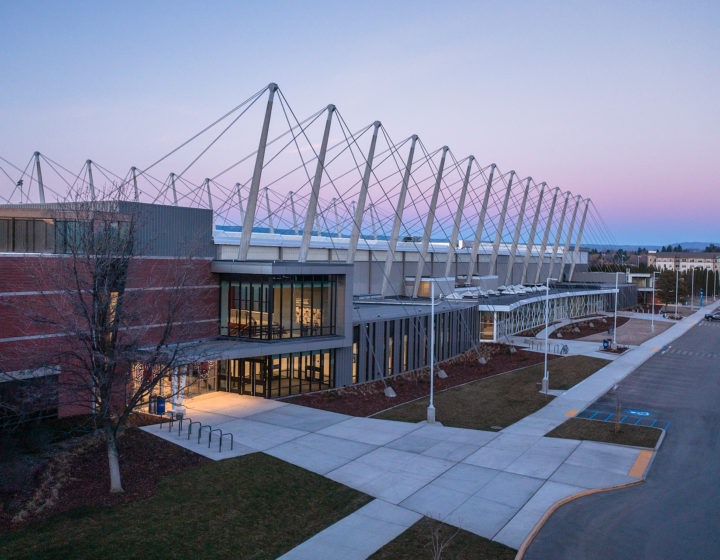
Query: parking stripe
[[629, 450, 654, 478]]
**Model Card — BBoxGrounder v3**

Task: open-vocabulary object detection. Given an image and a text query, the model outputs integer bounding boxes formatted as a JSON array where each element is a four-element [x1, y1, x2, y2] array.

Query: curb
[[514, 334, 676, 560], [513, 480, 644, 560]]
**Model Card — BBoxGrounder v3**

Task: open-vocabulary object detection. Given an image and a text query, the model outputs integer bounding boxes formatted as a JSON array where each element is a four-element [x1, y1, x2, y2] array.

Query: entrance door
[[220, 358, 268, 397], [251, 358, 266, 397]]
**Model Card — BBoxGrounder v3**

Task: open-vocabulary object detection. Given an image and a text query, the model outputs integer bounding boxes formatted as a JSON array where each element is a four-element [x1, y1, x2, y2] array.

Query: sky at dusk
[[1, 0, 718, 245]]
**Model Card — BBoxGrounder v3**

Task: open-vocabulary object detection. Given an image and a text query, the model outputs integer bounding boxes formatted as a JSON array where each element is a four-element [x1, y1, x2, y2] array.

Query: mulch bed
[[0, 425, 208, 532], [551, 316, 630, 340], [282, 345, 555, 417]]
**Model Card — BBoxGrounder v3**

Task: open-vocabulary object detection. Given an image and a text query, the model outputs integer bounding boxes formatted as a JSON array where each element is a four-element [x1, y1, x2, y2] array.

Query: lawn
[[369, 517, 516, 560], [1, 452, 371, 560], [373, 355, 609, 430], [546, 417, 662, 448]]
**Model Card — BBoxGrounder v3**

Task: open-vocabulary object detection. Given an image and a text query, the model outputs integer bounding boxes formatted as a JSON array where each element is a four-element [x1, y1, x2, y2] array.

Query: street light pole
[[691, 267, 695, 309], [543, 277, 557, 396], [651, 271, 658, 333], [427, 282, 436, 423], [675, 269, 679, 317], [613, 271, 619, 347]]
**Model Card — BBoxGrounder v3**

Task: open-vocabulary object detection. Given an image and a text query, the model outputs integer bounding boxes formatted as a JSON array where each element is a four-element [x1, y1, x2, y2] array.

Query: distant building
[[648, 252, 720, 272]]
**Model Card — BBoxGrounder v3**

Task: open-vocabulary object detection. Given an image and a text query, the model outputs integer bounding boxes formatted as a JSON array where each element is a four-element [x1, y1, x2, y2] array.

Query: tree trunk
[[104, 423, 124, 493]]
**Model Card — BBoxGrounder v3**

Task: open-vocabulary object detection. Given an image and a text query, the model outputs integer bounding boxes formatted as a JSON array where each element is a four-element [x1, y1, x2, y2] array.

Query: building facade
[[648, 251, 720, 272], [0, 198, 625, 422]]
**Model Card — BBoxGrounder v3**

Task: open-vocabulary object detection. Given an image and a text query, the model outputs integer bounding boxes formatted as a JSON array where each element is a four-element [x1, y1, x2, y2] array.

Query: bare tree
[[1, 189, 213, 492], [429, 521, 459, 560]]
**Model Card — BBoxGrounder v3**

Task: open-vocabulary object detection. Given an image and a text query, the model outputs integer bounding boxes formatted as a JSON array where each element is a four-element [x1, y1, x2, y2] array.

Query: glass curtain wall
[[220, 274, 337, 340], [217, 349, 335, 397]]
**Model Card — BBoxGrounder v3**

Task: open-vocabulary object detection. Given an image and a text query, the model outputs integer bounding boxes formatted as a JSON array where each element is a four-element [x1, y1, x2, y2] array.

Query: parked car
[[705, 312, 720, 321]]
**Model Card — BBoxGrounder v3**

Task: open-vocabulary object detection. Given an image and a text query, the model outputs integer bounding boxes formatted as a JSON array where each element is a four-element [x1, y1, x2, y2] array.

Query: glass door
[[252, 358, 267, 397]]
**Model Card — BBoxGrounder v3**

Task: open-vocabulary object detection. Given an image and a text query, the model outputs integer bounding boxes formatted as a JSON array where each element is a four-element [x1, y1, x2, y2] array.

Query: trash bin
[[603, 339, 610, 350], [148, 395, 157, 414], [156, 396, 166, 415]]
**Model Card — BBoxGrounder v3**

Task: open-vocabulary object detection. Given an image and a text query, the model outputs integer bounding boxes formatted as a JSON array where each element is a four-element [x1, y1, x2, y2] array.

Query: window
[[0, 218, 56, 253], [216, 349, 336, 398], [220, 274, 338, 340]]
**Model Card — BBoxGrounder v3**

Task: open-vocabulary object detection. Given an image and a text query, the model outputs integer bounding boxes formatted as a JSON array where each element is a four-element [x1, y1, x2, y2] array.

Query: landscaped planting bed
[[283, 344, 552, 417]]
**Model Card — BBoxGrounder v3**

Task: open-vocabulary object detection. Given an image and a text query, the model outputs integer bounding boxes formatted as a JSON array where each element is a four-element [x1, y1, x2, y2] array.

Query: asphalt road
[[525, 319, 720, 560]]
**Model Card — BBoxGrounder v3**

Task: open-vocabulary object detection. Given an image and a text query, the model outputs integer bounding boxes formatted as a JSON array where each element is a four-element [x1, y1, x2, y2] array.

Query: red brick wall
[[0, 254, 219, 417]]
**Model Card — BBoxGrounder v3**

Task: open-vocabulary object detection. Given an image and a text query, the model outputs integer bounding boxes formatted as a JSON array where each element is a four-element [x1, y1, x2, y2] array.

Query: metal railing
[[526, 339, 569, 354]]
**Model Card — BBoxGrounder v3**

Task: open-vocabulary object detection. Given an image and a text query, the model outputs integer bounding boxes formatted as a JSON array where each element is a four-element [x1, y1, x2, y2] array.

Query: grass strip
[[374, 355, 609, 430], [546, 417, 662, 448]]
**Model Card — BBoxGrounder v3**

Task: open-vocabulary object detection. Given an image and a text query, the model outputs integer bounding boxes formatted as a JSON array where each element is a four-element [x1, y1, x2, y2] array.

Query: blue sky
[[1, 0, 718, 244]]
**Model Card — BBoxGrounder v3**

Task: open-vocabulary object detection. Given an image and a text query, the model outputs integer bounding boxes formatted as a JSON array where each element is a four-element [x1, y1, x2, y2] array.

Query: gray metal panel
[[120, 202, 214, 257], [211, 260, 353, 276], [0, 201, 214, 258]]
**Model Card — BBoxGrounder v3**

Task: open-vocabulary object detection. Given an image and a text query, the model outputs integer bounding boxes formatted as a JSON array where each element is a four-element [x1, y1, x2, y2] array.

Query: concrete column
[[444, 156, 474, 278], [348, 121, 381, 263], [568, 198, 590, 281], [413, 146, 449, 298], [504, 176, 531, 285], [34, 151, 45, 203], [534, 187, 560, 284], [467, 164, 496, 281], [131, 166, 139, 202], [381, 135, 418, 297], [289, 191, 298, 234], [236, 183, 244, 222], [299, 105, 336, 262], [86, 160, 96, 201], [489, 171, 516, 277], [520, 182, 545, 284], [205, 178, 213, 212], [546, 191, 571, 280], [557, 195, 581, 281], [370, 203, 378, 240], [264, 187, 274, 234], [170, 173, 178, 206], [332, 198, 341, 237], [238, 83, 278, 260]]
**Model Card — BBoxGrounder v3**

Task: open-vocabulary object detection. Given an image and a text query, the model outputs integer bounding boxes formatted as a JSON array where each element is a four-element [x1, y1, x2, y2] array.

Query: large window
[[0, 218, 55, 253], [217, 349, 335, 397], [220, 274, 338, 340]]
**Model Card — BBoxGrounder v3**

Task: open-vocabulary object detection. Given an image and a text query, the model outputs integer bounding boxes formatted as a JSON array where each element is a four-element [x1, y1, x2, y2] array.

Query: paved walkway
[[142, 303, 719, 558], [511, 336, 623, 360]]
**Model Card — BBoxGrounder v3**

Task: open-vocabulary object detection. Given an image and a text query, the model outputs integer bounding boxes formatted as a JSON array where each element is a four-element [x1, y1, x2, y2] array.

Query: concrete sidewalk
[[144, 400, 647, 554], [143, 301, 719, 557], [510, 336, 623, 360], [505, 300, 720, 439]]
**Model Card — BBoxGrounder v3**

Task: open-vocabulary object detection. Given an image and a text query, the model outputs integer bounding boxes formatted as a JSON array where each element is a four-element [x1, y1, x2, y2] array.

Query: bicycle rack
[[219, 432, 234, 452], [209, 428, 223, 449], [160, 411, 176, 430], [197, 424, 212, 444], [187, 421, 202, 440], [177, 416, 191, 435]]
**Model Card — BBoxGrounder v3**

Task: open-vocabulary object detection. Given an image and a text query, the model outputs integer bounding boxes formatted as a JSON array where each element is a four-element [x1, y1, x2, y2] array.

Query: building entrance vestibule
[[217, 349, 336, 398]]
